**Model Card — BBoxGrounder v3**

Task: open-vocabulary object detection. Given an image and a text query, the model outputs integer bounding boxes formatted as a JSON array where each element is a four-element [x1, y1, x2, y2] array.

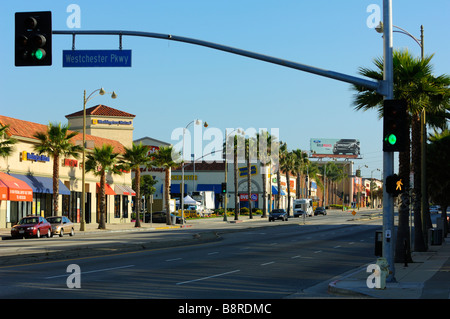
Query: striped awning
[[114, 184, 136, 196]]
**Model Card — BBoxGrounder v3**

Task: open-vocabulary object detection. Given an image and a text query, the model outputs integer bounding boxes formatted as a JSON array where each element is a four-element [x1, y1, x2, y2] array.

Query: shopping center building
[[0, 105, 136, 228]]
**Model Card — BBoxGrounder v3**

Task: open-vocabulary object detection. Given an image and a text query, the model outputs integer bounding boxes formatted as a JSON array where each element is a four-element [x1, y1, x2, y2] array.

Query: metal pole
[[53, 30, 382, 94], [382, 0, 395, 282], [80, 90, 86, 231]]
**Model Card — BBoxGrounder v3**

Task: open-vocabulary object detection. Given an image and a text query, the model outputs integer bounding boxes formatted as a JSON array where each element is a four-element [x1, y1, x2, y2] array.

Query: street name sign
[[63, 50, 132, 67]]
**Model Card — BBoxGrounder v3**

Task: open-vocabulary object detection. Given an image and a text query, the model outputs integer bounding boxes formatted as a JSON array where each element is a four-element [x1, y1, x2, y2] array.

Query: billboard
[[310, 138, 361, 158]]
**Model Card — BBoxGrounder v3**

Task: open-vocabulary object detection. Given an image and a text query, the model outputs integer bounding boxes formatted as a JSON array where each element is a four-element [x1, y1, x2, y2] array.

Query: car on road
[[269, 209, 288, 222], [10, 216, 52, 238], [46, 216, 75, 237], [145, 211, 186, 224], [314, 207, 327, 216]]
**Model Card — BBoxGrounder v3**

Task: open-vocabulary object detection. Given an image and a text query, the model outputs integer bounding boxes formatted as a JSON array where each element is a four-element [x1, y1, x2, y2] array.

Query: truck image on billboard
[[310, 138, 360, 158]]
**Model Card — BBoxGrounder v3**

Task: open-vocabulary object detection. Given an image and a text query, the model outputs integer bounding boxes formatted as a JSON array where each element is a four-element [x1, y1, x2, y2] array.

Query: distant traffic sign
[[63, 50, 131, 67]]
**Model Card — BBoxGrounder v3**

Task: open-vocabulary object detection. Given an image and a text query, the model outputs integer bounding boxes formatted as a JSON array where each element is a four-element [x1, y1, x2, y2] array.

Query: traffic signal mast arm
[[52, 29, 384, 95]]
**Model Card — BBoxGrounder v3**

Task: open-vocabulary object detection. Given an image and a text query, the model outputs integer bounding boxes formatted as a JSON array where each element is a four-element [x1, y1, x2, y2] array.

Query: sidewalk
[[328, 236, 450, 299]]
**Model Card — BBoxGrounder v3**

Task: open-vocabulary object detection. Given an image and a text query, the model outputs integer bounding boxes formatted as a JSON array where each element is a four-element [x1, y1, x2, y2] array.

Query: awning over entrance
[[114, 184, 136, 196], [96, 183, 116, 195], [0, 172, 33, 201], [272, 185, 286, 196], [9, 173, 70, 195]]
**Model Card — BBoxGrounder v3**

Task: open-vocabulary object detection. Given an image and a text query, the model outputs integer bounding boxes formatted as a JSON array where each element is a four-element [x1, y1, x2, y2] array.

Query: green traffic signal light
[[386, 133, 397, 145], [31, 48, 46, 60]]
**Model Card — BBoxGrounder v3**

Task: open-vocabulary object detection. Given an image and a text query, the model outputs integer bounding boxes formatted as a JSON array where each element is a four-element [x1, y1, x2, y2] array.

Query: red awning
[[0, 172, 33, 201], [96, 183, 116, 195]]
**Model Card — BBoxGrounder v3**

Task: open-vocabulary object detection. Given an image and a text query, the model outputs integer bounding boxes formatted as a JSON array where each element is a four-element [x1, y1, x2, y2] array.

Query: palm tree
[[0, 124, 17, 159], [427, 129, 450, 236], [352, 49, 449, 257], [276, 142, 287, 209], [280, 150, 295, 216], [256, 130, 275, 217], [292, 149, 309, 199], [33, 122, 82, 216], [121, 142, 152, 228], [85, 144, 122, 229], [151, 145, 181, 225], [245, 136, 257, 219]]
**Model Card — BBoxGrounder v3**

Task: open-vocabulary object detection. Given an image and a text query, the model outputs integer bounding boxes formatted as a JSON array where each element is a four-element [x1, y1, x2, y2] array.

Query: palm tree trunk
[[412, 114, 427, 251], [165, 168, 172, 225], [262, 167, 267, 218], [395, 127, 413, 263], [98, 172, 107, 229], [52, 153, 60, 216], [134, 168, 141, 228], [247, 158, 252, 219], [234, 145, 239, 220]]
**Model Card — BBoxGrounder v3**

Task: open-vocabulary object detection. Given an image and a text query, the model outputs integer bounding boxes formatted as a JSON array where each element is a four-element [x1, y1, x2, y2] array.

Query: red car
[[11, 216, 53, 238]]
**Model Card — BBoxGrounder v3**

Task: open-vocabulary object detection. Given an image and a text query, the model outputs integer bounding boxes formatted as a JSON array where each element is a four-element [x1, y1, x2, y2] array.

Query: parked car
[[145, 211, 186, 224], [314, 207, 327, 216], [46, 216, 75, 237], [11, 216, 52, 238], [269, 209, 288, 222]]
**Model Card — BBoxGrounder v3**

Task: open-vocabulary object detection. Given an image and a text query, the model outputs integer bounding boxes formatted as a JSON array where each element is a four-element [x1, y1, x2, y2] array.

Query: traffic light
[[383, 99, 408, 152], [385, 174, 403, 196], [15, 11, 52, 66], [221, 182, 227, 193]]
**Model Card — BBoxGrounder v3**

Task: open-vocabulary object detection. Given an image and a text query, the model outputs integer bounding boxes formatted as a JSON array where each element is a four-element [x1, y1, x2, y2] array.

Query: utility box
[[375, 230, 383, 256]]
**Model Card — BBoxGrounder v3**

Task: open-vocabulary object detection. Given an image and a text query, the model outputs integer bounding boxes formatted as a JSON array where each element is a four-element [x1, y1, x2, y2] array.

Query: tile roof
[[65, 104, 136, 118], [0, 114, 125, 154]]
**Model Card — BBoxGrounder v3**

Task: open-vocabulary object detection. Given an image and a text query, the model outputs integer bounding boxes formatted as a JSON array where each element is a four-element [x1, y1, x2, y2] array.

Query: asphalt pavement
[[1, 213, 449, 299]]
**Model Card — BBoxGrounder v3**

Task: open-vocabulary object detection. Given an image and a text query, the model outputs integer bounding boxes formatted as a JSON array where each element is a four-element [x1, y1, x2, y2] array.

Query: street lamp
[[181, 119, 208, 224], [370, 168, 381, 208], [80, 88, 117, 231]]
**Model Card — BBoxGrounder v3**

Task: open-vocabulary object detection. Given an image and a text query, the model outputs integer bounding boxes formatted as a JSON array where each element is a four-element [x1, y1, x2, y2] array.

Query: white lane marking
[[291, 255, 301, 259], [261, 261, 275, 266], [176, 269, 240, 285], [166, 258, 183, 262], [45, 265, 135, 279], [207, 252, 219, 255]]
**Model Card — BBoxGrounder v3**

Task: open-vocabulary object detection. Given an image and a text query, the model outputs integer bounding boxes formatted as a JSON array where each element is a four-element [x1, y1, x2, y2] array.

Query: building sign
[[239, 193, 258, 201], [92, 119, 132, 125], [21, 151, 50, 163], [172, 175, 197, 181], [63, 158, 78, 167], [310, 138, 361, 158], [239, 165, 258, 177]]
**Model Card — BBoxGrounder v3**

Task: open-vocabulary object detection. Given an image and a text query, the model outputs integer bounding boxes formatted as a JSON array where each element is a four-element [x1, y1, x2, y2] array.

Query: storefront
[[0, 106, 136, 228]]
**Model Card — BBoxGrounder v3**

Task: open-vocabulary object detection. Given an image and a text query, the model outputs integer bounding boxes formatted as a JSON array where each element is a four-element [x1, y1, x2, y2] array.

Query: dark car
[[269, 209, 288, 222], [145, 211, 186, 224], [11, 216, 53, 238], [333, 139, 360, 155], [314, 207, 327, 216]]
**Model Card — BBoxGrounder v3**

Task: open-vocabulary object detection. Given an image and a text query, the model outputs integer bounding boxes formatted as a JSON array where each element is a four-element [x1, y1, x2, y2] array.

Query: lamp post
[[181, 120, 208, 224], [371, 168, 381, 209], [80, 88, 117, 231]]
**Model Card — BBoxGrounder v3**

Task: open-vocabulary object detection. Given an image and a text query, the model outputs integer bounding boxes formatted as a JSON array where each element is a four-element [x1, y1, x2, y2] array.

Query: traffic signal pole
[[382, 0, 396, 282]]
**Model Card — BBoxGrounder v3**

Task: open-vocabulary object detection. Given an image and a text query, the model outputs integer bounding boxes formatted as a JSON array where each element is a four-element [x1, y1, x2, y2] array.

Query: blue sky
[[1, 0, 449, 179]]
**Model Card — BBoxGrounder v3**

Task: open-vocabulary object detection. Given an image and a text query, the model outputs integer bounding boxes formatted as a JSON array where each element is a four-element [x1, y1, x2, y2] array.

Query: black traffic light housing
[[383, 99, 408, 152], [221, 182, 227, 193], [15, 11, 52, 66], [385, 174, 403, 196]]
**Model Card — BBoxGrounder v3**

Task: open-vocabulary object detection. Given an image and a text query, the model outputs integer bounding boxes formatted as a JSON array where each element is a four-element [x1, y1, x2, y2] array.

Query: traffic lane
[[0, 223, 380, 299]]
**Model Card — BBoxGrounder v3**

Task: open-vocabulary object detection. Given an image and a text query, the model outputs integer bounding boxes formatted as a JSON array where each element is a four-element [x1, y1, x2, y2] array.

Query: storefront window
[[114, 195, 121, 218], [122, 195, 129, 218]]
